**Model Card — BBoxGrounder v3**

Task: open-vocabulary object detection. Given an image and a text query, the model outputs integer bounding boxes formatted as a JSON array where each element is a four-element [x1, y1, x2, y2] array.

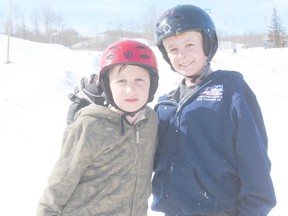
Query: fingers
[[89, 74, 98, 84]]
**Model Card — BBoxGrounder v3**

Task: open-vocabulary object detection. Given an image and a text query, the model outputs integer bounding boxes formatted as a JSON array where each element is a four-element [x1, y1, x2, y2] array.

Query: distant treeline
[[1, 5, 286, 49]]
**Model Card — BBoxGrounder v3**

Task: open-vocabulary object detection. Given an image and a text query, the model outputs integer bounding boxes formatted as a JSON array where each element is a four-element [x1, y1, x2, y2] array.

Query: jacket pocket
[[166, 167, 218, 215]]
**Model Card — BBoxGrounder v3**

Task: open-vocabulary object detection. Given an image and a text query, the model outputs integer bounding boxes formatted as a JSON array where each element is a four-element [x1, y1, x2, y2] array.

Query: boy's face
[[109, 64, 150, 113], [163, 31, 207, 78]]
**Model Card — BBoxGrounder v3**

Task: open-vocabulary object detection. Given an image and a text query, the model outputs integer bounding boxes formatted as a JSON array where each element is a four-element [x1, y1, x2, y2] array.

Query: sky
[[0, 34, 288, 215], [1, 0, 288, 35]]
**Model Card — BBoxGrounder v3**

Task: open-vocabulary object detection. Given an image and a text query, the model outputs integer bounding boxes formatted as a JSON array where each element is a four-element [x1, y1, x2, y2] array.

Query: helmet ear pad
[[203, 30, 218, 63], [99, 68, 113, 107], [158, 44, 176, 72], [147, 69, 159, 103]]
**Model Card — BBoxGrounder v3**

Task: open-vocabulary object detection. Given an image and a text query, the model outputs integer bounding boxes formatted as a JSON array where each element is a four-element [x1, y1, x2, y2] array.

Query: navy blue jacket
[[151, 70, 276, 216]]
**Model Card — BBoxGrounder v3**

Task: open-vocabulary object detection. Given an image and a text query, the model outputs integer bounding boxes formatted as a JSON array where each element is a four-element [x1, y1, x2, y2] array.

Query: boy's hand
[[66, 74, 107, 125]]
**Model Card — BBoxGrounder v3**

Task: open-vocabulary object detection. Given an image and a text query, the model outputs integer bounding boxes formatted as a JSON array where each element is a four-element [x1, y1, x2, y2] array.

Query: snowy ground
[[0, 34, 287, 215]]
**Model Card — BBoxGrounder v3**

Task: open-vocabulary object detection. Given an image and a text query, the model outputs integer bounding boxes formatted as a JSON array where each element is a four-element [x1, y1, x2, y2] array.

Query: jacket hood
[[75, 104, 122, 124]]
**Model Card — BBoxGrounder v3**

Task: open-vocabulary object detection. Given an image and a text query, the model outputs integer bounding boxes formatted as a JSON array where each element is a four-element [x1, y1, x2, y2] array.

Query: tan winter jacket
[[37, 104, 158, 216]]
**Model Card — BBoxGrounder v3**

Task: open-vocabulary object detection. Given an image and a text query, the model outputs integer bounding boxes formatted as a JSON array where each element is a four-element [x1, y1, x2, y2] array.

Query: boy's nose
[[178, 51, 187, 59], [125, 83, 136, 94]]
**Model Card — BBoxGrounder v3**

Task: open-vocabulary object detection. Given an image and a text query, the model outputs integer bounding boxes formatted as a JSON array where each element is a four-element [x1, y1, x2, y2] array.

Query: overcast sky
[[1, 0, 288, 35]]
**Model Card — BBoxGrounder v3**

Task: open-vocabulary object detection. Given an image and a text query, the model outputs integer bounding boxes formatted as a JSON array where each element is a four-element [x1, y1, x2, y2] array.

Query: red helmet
[[99, 40, 159, 111], [100, 40, 158, 73]]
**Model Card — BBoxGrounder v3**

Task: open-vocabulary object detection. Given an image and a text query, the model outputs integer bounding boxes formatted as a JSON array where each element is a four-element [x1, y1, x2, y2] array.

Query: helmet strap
[[188, 63, 210, 84], [119, 106, 146, 135]]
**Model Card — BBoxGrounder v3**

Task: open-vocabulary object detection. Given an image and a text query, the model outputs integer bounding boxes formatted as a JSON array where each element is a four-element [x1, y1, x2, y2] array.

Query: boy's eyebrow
[[163, 42, 175, 50], [137, 75, 149, 78], [164, 34, 201, 47]]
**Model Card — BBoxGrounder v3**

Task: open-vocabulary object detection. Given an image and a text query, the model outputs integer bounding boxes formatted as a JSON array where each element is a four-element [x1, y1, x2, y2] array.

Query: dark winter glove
[[67, 94, 91, 125], [74, 74, 98, 95], [66, 74, 107, 125]]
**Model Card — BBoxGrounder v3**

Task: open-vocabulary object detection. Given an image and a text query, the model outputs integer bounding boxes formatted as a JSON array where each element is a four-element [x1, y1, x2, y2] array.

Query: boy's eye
[[168, 48, 177, 53], [136, 78, 145, 82], [117, 79, 126, 83]]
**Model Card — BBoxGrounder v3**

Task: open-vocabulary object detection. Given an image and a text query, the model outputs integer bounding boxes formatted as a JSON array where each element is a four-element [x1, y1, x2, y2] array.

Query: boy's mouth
[[179, 60, 194, 67], [125, 98, 138, 102]]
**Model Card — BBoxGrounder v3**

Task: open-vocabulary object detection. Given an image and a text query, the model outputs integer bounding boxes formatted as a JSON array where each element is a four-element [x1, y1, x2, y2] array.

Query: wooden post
[[6, 0, 12, 64]]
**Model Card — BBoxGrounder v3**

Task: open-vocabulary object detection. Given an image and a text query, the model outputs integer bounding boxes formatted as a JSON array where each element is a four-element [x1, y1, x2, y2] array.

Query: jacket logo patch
[[197, 85, 223, 101]]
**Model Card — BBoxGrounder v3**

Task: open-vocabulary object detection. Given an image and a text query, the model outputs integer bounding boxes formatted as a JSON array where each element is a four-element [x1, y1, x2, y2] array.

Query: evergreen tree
[[268, 7, 287, 48]]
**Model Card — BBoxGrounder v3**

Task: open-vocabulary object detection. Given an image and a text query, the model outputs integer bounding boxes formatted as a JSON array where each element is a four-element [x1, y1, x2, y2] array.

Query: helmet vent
[[106, 54, 116, 61], [140, 54, 150, 59], [109, 45, 119, 51], [174, 15, 184, 22], [136, 45, 146, 50]]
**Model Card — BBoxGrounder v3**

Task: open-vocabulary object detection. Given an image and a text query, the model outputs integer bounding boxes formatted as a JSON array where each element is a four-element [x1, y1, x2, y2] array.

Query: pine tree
[[268, 7, 287, 48]]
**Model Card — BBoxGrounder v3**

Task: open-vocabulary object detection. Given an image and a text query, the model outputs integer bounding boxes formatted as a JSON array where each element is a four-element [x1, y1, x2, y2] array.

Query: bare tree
[[141, 6, 161, 44], [0, 10, 4, 33], [58, 28, 80, 47], [14, 8, 30, 39], [30, 10, 42, 41], [41, 5, 65, 43]]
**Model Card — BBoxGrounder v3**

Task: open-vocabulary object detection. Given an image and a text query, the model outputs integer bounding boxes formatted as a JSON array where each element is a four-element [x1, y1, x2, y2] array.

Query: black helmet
[[155, 5, 218, 70]]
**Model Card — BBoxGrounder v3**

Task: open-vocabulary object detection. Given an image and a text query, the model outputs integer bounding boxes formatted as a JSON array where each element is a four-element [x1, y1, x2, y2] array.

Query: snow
[[0, 34, 287, 215]]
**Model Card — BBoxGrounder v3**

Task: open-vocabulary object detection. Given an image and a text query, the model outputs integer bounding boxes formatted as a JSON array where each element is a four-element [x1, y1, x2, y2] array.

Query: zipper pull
[[136, 130, 140, 144]]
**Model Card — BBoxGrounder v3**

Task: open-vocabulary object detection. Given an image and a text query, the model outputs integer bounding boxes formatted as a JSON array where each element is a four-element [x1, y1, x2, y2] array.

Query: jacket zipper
[[175, 80, 212, 127], [159, 80, 213, 201], [128, 129, 140, 215]]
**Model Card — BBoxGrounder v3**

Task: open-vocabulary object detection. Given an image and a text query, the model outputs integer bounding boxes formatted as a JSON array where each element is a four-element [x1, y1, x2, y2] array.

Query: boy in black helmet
[[151, 4, 276, 216]]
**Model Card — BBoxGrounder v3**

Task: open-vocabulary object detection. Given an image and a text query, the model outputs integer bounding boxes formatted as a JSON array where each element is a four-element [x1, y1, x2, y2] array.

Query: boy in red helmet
[[37, 40, 159, 216]]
